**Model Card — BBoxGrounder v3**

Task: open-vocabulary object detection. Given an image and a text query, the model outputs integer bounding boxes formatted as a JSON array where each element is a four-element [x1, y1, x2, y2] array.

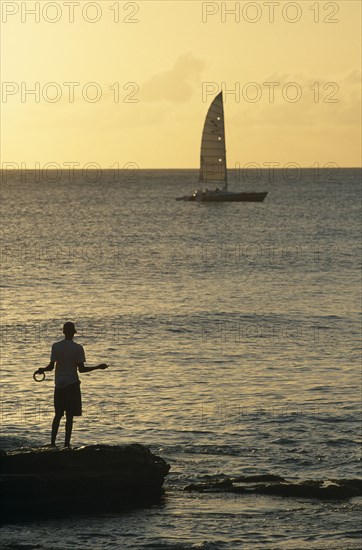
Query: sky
[[0, 0, 361, 169]]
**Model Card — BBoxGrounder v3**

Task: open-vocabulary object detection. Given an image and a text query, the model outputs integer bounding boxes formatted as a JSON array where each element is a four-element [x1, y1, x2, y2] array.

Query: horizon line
[[1, 166, 361, 171]]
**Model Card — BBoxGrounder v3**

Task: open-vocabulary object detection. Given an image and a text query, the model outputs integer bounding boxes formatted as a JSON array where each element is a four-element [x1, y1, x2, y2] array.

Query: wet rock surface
[[0, 444, 170, 521], [184, 474, 362, 500]]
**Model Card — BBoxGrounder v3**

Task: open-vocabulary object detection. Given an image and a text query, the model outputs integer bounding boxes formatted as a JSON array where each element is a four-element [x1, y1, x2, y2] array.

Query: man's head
[[63, 321, 77, 338]]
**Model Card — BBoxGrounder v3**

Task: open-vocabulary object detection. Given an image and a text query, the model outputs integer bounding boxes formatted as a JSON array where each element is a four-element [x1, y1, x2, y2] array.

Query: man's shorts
[[54, 381, 82, 417]]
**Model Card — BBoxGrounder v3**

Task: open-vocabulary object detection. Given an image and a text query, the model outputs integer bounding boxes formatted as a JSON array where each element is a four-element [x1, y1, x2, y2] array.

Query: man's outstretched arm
[[36, 361, 55, 375], [77, 363, 108, 373]]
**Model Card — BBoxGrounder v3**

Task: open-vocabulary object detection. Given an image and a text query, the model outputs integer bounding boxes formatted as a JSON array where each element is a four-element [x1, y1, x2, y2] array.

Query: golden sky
[[1, 0, 361, 168]]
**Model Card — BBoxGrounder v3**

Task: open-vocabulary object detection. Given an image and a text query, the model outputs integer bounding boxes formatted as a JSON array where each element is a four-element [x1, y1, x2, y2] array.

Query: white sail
[[199, 91, 227, 187]]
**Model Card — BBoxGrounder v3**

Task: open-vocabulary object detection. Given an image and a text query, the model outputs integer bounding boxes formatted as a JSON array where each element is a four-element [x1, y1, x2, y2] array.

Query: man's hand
[[38, 362, 54, 373], [98, 363, 109, 370]]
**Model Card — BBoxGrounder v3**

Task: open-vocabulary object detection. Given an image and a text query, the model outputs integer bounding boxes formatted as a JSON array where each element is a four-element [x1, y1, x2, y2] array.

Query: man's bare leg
[[65, 414, 74, 447], [51, 414, 62, 446]]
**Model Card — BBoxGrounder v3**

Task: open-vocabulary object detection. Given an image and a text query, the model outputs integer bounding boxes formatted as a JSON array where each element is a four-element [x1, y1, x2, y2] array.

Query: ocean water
[[0, 168, 361, 548]]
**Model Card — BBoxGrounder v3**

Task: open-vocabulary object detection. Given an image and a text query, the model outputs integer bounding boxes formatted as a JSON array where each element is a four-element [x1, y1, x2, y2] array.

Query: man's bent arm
[[37, 361, 55, 374], [77, 363, 108, 373]]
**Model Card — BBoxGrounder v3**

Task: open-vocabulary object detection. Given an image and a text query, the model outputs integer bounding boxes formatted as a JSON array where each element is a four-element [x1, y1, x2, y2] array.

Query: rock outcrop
[[0, 444, 170, 521], [185, 474, 362, 500]]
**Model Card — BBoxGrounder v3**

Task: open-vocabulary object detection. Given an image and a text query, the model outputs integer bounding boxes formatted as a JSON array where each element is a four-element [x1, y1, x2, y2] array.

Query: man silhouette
[[36, 322, 108, 447]]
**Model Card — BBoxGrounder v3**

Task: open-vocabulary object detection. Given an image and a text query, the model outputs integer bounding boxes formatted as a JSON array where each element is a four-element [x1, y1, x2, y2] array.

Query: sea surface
[[0, 168, 361, 549]]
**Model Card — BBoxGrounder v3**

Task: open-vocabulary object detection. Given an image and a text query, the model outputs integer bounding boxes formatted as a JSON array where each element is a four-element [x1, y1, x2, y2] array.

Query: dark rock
[[185, 478, 234, 492], [0, 444, 170, 522], [233, 474, 286, 483], [184, 475, 362, 500]]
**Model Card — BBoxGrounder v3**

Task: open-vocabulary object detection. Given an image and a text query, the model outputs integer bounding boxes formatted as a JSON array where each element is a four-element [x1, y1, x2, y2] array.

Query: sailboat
[[176, 91, 267, 202]]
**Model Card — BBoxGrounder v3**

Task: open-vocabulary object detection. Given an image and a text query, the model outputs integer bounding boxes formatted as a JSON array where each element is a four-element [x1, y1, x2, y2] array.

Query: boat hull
[[176, 192, 268, 202]]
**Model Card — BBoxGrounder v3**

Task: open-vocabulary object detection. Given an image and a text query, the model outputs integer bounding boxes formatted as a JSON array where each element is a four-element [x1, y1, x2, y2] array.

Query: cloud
[[344, 70, 361, 85], [232, 70, 361, 128], [140, 53, 205, 103]]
